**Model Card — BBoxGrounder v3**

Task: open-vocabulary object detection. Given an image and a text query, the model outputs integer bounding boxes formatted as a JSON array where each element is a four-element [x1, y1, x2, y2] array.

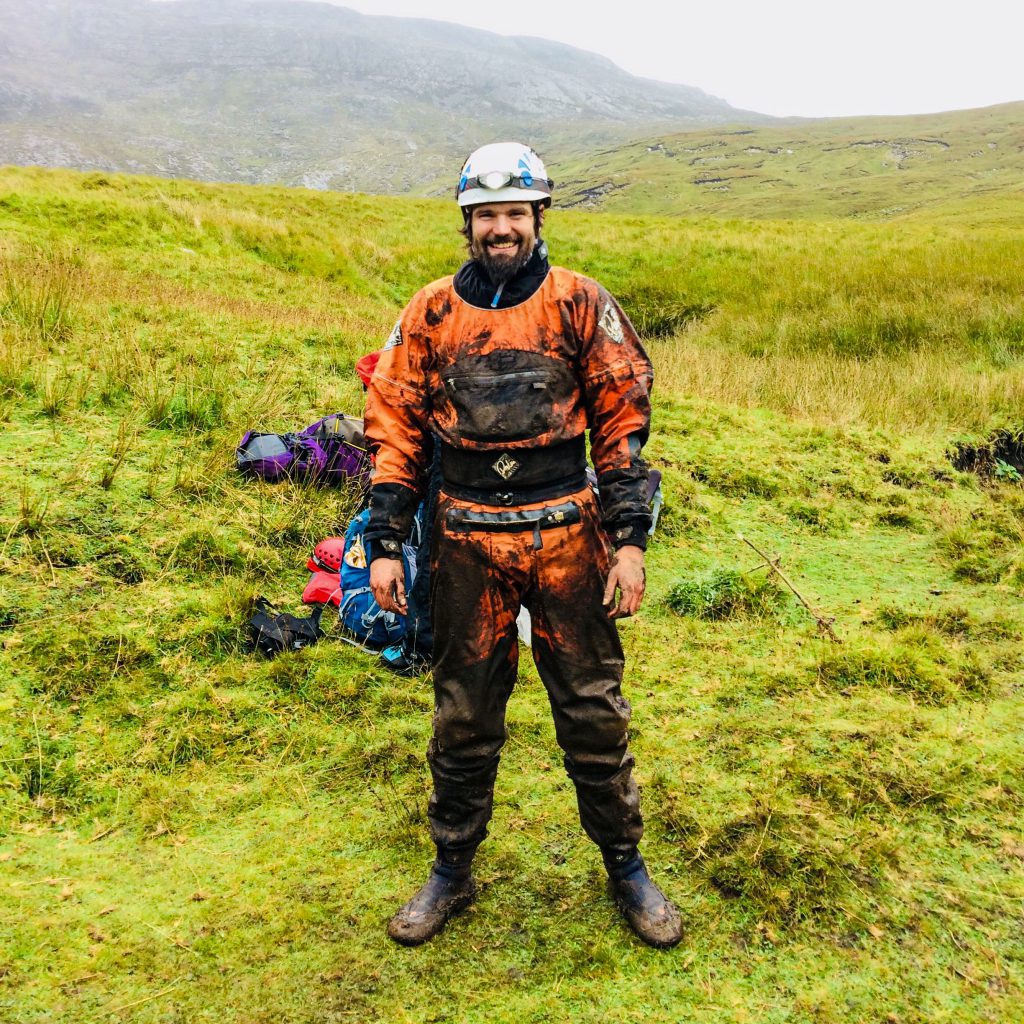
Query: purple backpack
[[236, 414, 370, 485]]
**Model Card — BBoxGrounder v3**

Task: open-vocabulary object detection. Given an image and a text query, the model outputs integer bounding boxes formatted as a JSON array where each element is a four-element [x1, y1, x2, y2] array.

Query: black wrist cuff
[[609, 522, 649, 551], [366, 482, 420, 550], [369, 537, 404, 562]]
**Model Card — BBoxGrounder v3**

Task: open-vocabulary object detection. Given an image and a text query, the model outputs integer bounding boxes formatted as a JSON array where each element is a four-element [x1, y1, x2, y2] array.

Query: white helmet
[[456, 142, 553, 208]]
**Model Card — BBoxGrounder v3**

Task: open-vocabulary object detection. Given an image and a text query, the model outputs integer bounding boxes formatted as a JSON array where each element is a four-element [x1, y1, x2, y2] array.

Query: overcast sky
[[326, 0, 1023, 118]]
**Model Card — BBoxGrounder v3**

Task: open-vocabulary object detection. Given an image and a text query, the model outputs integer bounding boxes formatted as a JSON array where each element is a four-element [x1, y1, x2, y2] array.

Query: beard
[[470, 232, 535, 285]]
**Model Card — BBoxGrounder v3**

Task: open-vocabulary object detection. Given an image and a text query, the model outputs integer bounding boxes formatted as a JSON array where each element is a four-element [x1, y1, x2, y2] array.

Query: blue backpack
[[338, 505, 422, 647]]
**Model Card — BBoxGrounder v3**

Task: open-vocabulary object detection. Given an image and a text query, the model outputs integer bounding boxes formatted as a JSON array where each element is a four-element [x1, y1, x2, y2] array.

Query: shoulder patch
[[384, 321, 403, 350], [598, 302, 625, 345]]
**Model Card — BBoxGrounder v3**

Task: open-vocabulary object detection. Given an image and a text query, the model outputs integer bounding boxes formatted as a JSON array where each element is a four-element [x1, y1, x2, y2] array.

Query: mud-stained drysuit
[[363, 244, 654, 871]]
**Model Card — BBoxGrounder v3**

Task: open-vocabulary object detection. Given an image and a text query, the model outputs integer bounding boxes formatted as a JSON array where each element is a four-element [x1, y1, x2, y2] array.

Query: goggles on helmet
[[457, 170, 553, 199]]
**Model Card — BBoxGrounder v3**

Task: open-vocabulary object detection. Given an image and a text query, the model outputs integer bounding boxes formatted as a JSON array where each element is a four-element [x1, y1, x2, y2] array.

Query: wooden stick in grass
[[737, 533, 842, 643]]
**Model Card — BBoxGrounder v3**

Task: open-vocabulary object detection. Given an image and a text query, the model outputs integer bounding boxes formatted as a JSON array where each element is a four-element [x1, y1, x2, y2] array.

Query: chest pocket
[[442, 367, 559, 442]]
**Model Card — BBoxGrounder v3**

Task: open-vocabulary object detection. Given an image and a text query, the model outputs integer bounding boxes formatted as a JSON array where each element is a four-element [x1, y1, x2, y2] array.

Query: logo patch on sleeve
[[598, 303, 625, 345], [384, 321, 403, 350]]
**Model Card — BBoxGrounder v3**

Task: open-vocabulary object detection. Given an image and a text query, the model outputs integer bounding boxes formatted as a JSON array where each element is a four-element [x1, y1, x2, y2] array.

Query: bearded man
[[363, 142, 681, 949]]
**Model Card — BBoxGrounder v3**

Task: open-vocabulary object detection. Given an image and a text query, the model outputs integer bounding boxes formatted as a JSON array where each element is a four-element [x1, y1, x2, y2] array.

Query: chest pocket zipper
[[444, 370, 549, 392]]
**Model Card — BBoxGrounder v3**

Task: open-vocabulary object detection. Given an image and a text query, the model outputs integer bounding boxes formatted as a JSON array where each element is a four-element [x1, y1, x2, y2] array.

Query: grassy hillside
[[551, 103, 1024, 220], [1, 167, 1022, 1023]]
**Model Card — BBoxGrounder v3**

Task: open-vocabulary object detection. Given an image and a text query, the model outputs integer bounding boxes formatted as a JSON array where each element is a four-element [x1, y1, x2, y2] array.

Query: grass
[[0, 165, 1022, 1023], [549, 102, 1024, 221], [0, 247, 81, 346], [665, 568, 785, 620]]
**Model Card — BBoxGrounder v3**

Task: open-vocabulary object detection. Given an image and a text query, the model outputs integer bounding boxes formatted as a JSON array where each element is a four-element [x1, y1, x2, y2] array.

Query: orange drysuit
[[364, 253, 653, 870]]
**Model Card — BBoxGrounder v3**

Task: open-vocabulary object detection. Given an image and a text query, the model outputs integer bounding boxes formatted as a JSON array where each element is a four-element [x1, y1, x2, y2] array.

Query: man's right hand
[[370, 557, 408, 614]]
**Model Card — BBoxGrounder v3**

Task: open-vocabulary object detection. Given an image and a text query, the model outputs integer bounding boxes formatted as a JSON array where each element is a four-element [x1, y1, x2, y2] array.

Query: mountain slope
[[0, 0, 751, 192]]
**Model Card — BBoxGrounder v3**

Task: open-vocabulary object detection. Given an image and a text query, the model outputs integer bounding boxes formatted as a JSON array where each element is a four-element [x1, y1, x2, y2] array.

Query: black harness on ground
[[248, 599, 324, 657]]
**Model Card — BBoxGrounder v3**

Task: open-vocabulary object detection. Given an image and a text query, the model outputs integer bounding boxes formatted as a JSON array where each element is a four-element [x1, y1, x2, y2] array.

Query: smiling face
[[467, 200, 541, 284]]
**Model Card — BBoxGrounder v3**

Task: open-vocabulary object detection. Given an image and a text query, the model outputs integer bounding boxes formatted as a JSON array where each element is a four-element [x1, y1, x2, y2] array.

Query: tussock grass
[[97, 419, 135, 491], [936, 495, 1024, 587], [11, 482, 50, 537], [0, 247, 81, 345], [652, 337, 1024, 431], [0, 324, 36, 407], [615, 283, 716, 339], [666, 567, 785, 620], [9, 724, 81, 810], [876, 602, 1022, 641], [815, 633, 993, 705], [37, 366, 80, 418], [665, 798, 899, 923]]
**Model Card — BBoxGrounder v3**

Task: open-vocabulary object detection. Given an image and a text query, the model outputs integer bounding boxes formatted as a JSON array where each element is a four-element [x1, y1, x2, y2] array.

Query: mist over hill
[[0, 0, 751, 192]]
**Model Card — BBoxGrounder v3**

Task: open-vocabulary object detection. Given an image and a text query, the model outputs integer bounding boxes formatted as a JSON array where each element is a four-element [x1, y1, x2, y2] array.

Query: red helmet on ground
[[308, 537, 346, 573], [303, 537, 346, 607]]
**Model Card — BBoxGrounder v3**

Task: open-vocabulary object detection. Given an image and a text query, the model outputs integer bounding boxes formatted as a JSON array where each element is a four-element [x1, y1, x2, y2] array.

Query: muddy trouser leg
[[427, 513, 524, 871], [525, 497, 644, 870]]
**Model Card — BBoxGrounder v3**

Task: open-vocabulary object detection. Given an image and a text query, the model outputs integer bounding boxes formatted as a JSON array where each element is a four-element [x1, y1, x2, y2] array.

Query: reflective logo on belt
[[492, 453, 521, 480]]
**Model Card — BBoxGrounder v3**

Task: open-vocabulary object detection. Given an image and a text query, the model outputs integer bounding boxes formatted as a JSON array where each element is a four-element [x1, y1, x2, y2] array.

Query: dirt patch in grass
[[948, 425, 1024, 481]]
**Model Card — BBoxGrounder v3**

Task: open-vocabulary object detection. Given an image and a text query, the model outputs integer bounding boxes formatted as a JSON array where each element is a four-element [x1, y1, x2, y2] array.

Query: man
[[363, 142, 681, 949]]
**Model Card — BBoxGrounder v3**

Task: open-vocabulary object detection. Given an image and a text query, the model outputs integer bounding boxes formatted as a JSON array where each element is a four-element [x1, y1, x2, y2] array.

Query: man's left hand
[[603, 545, 646, 619]]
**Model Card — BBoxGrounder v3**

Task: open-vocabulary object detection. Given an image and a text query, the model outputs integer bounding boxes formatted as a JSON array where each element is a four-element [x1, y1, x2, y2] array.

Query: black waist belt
[[440, 436, 587, 506], [446, 502, 582, 549]]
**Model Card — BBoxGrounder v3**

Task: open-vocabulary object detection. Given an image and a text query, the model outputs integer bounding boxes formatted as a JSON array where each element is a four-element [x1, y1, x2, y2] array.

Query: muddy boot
[[607, 853, 682, 949], [387, 863, 476, 946]]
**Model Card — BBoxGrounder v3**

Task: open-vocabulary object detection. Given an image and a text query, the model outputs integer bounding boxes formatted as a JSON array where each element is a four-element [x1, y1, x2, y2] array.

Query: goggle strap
[[459, 174, 553, 196]]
